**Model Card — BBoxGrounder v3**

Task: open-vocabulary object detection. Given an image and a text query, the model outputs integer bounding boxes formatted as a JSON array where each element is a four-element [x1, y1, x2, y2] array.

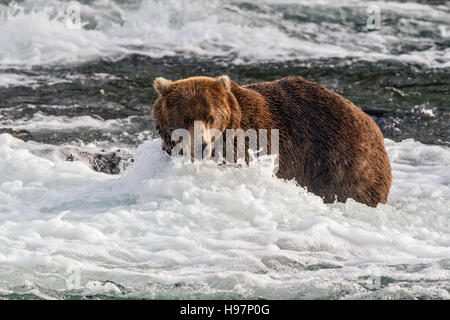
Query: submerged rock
[[61, 148, 133, 175]]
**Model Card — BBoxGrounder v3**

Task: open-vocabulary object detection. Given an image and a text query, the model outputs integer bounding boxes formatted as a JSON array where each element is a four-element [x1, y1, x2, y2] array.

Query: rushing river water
[[0, 0, 449, 299]]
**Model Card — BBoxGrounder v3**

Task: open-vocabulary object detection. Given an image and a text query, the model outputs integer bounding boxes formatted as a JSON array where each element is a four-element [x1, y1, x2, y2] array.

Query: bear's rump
[[246, 77, 391, 206]]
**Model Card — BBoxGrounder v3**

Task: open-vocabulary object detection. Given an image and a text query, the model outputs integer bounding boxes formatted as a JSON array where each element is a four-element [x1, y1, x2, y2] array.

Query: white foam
[[0, 133, 448, 298], [0, 0, 449, 67], [0, 71, 120, 88], [0, 112, 137, 131], [0, 73, 36, 87], [412, 104, 436, 117], [0, 72, 80, 88]]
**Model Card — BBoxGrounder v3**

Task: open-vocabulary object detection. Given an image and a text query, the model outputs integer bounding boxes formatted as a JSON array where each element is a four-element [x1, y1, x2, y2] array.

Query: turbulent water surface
[[0, 0, 449, 299]]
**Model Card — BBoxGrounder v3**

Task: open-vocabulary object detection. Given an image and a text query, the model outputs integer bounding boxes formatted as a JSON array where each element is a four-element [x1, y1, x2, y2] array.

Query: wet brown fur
[[152, 76, 392, 207]]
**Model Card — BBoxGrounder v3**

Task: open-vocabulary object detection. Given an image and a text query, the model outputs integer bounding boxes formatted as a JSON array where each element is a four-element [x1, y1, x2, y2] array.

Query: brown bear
[[152, 75, 392, 207]]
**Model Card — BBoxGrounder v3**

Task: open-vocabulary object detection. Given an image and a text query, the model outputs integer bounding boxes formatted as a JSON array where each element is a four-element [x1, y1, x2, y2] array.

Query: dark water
[[1, 56, 449, 147]]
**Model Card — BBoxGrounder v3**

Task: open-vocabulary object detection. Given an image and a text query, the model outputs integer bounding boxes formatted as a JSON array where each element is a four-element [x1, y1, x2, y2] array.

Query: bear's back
[[243, 77, 391, 207]]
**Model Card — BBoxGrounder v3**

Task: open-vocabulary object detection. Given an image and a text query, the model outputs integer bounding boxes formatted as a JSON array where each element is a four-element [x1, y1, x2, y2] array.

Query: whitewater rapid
[[0, 134, 448, 299], [0, 0, 449, 67]]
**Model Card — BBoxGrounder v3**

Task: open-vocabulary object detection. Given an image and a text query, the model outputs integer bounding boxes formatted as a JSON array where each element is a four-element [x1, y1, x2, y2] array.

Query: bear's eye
[[207, 116, 214, 124], [184, 117, 192, 125]]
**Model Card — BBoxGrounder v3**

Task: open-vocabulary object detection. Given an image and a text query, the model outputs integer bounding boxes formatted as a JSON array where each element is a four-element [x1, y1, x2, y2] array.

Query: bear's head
[[152, 75, 241, 158]]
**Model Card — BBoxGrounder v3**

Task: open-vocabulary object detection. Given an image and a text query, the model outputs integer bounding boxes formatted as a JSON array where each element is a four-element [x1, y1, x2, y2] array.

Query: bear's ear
[[153, 77, 173, 96], [216, 75, 231, 91]]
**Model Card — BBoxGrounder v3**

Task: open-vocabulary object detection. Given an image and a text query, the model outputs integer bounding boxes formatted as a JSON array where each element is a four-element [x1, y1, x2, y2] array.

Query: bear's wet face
[[153, 76, 234, 158]]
